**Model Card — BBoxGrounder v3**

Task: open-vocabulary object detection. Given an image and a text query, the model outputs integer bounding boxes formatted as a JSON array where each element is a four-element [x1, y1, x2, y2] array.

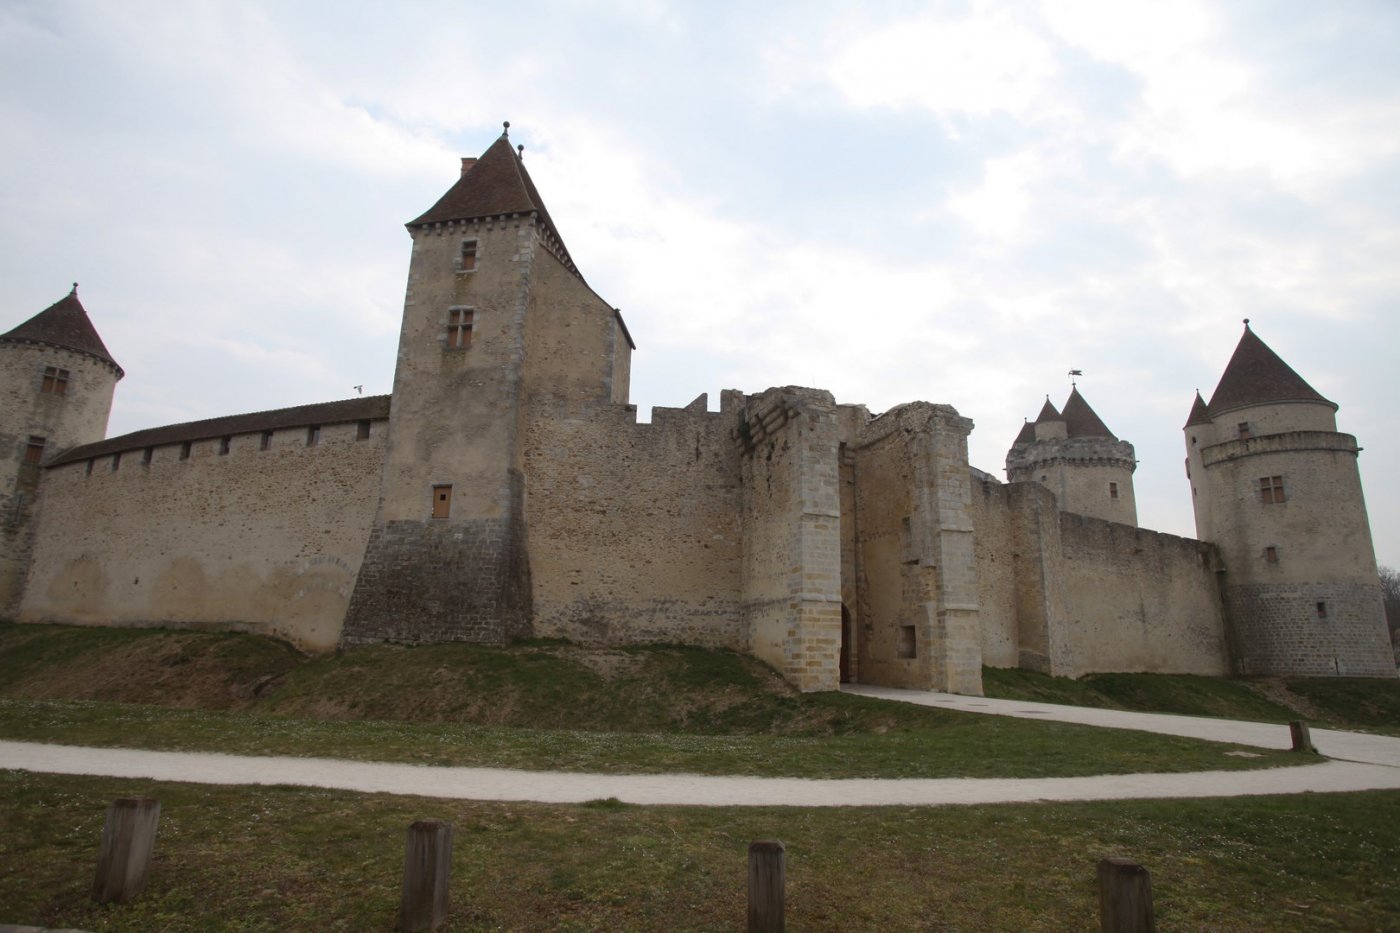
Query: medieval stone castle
[[2, 128, 1394, 693]]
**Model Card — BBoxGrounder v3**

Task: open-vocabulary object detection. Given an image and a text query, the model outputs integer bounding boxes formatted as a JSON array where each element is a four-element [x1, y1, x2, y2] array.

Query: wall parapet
[[1200, 430, 1357, 467]]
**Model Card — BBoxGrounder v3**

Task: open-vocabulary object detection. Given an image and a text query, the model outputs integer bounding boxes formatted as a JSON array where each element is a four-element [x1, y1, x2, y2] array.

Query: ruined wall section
[[851, 403, 982, 694], [740, 388, 842, 691], [18, 420, 386, 651], [524, 393, 744, 647]]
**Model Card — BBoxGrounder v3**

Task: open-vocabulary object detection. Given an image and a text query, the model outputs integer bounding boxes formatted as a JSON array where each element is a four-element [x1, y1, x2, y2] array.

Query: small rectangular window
[[432, 484, 452, 519], [111, 452, 121, 472], [179, 441, 192, 461], [40, 366, 69, 395], [85, 458, 94, 477], [307, 425, 321, 447], [460, 239, 478, 272], [142, 447, 153, 466], [1237, 422, 1252, 439], [446, 308, 474, 349], [260, 431, 273, 451], [1316, 601, 1328, 619], [219, 436, 231, 456], [897, 625, 917, 659], [1109, 481, 1119, 499], [1260, 475, 1286, 504], [1265, 546, 1279, 563], [357, 420, 371, 441], [23, 436, 45, 465]]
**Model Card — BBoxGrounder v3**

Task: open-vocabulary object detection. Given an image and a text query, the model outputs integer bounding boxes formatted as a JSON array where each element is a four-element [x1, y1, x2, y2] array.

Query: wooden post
[[1290, 720, 1315, 753], [748, 839, 785, 933], [92, 797, 161, 904], [400, 819, 453, 932], [1098, 858, 1156, 933]]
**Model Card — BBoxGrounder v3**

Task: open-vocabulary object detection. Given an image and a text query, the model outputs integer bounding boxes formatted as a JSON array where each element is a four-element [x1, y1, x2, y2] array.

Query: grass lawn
[[1, 770, 1396, 931], [0, 696, 1299, 779]]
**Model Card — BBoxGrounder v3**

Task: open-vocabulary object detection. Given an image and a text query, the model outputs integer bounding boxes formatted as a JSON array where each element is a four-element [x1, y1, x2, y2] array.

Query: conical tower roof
[[409, 126, 578, 275], [1013, 419, 1036, 445], [1184, 391, 1211, 428], [0, 286, 123, 376], [1206, 323, 1333, 417], [1034, 398, 1063, 423], [1061, 387, 1115, 439]]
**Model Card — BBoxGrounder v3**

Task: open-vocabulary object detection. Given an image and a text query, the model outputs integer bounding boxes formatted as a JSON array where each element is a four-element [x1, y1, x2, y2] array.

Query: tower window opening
[[307, 425, 321, 447], [1184, 458, 1191, 478], [142, 447, 153, 466], [432, 484, 452, 519], [110, 452, 121, 472], [40, 366, 69, 395], [260, 431, 273, 451], [179, 441, 192, 461], [1265, 546, 1278, 563], [1109, 481, 1119, 499], [85, 458, 94, 477], [23, 436, 45, 464], [446, 308, 474, 349], [357, 420, 371, 441], [1316, 601, 1328, 619], [1237, 422, 1252, 439], [897, 625, 917, 659], [219, 436, 231, 455], [1259, 475, 1286, 504], [459, 239, 478, 272]]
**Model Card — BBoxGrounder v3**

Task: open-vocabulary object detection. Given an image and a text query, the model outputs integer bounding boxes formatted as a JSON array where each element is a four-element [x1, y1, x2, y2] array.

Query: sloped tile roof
[[1034, 399, 1063, 422], [409, 130, 577, 273], [1184, 391, 1211, 428], [1061, 387, 1116, 439], [49, 395, 390, 467], [1206, 324, 1333, 417], [1, 288, 122, 376], [1013, 419, 1036, 444]]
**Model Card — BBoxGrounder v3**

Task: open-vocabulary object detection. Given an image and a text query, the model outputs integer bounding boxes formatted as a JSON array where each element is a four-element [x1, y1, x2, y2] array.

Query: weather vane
[[1068, 369, 1083, 387]]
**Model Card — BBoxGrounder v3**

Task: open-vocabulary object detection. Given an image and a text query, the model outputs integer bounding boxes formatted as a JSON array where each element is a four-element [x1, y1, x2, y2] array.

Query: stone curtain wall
[[740, 388, 842, 691], [522, 395, 745, 648], [1054, 514, 1229, 676], [19, 419, 386, 650], [850, 403, 983, 694], [1226, 582, 1395, 676]]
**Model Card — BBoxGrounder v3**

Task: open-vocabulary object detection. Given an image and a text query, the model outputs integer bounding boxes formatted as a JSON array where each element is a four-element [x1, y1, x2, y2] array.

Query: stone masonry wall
[[1226, 582, 1395, 677], [1053, 514, 1228, 676], [522, 394, 745, 648], [740, 388, 842, 691], [19, 418, 386, 651]]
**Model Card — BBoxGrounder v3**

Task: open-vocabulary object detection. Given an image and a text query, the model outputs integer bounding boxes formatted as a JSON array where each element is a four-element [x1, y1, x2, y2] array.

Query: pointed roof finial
[[502, 120, 510, 137], [517, 144, 524, 159], [1243, 318, 1250, 328]]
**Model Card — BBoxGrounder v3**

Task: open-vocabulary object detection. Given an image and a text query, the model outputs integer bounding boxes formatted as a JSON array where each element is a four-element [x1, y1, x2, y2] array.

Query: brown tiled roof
[[1013, 419, 1036, 444], [409, 131, 577, 273], [49, 395, 390, 467], [1206, 324, 1333, 417], [1061, 387, 1115, 439], [1, 288, 123, 376], [1034, 399, 1063, 423], [1184, 391, 1211, 428]]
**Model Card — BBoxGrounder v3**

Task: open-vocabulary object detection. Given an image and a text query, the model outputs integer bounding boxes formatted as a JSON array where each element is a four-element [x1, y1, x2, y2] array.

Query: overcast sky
[[2, 0, 1398, 567]]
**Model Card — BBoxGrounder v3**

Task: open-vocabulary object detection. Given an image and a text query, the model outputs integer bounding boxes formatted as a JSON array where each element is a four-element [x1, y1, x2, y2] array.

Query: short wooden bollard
[[1290, 720, 1315, 753], [399, 819, 453, 932], [92, 797, 161, 904], [748, 839, 785, 933], [1098, 858, 1156, 933]]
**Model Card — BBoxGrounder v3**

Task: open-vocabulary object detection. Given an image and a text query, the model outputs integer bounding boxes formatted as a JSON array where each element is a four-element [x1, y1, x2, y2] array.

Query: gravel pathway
[[5, 687, 1400, 807]]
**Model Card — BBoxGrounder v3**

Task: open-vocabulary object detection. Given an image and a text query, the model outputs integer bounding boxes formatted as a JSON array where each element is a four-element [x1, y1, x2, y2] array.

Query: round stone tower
[[1006, 387, 1138, 526], [0, 285, 123, 613], [1186, 322, 1393, 676]]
